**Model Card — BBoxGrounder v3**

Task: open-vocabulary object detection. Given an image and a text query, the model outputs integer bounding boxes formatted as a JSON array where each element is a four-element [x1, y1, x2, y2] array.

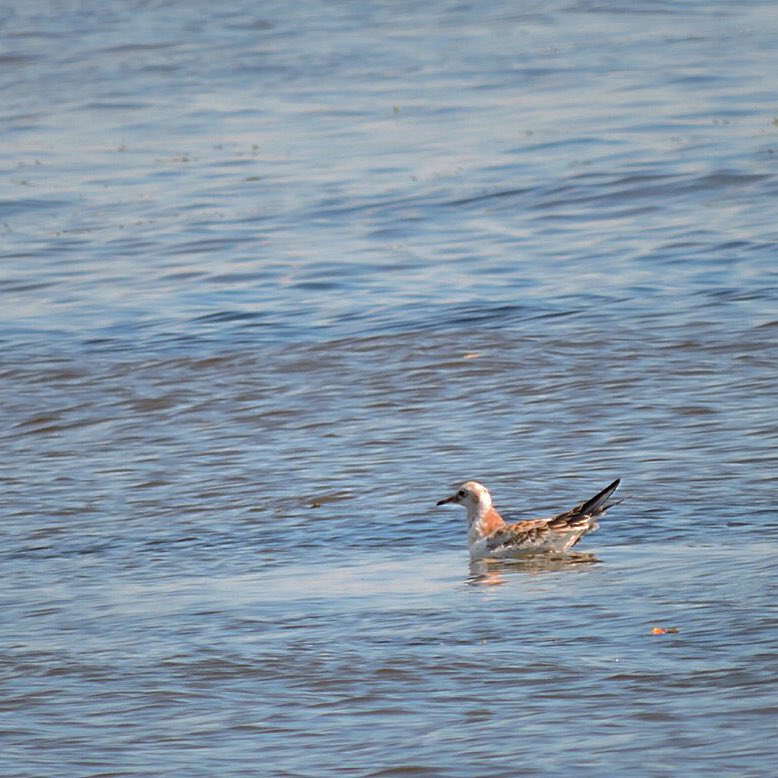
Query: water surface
[[2, 1, 778, 775]]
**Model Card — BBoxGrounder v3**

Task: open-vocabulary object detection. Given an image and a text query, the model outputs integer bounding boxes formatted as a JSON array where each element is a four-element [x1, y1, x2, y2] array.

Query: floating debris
[[651, 626, 680, 635]]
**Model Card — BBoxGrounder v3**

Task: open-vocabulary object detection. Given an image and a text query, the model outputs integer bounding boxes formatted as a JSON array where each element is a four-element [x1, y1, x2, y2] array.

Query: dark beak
[[437, 495, 457, 506]]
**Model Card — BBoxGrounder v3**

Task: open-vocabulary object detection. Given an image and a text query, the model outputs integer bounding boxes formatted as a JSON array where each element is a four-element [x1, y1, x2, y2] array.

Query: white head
[[436, 481, 492, 521]]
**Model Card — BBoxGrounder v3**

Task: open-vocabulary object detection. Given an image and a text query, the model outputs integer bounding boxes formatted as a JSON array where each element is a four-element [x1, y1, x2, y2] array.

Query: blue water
[[2, 1, 778, 775]]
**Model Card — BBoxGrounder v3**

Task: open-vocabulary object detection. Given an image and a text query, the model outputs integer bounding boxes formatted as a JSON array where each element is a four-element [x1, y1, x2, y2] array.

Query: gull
[[437, 478, 621, 560]]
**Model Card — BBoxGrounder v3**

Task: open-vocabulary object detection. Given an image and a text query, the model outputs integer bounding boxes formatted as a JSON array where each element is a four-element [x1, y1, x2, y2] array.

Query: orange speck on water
[[651, 626, 679, 635]]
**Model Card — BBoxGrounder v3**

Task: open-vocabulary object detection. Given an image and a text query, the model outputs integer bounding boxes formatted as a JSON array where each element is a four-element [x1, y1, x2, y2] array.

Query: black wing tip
[[582, 477, 622, 515]]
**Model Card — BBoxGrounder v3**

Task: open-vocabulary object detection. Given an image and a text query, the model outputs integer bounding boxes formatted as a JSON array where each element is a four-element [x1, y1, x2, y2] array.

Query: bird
[[437, 478, 622, 560]]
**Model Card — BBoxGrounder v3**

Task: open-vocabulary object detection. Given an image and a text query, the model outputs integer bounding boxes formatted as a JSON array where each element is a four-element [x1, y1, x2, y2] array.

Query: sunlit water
[[2, 1, 778, 775]]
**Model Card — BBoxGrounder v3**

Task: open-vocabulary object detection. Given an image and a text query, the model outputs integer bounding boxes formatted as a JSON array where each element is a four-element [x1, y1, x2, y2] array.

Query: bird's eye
[[458, 489, 467, 498]]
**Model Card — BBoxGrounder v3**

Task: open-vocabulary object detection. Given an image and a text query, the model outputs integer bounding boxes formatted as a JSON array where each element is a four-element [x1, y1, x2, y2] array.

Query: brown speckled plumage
[[437, 478, 622, 560]]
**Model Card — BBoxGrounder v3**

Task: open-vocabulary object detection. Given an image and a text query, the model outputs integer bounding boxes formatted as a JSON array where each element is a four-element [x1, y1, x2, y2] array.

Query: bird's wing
[[485, 519, 557, 552], [544, 478, 622, 527]]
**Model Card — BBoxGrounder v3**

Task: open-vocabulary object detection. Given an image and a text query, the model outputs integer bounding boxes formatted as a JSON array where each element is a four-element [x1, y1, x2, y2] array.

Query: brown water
[[2, 1, 778, 775]]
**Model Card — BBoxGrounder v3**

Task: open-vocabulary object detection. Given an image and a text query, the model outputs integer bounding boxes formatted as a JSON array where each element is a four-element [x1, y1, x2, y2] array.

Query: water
[[2, 1, 778, 775]]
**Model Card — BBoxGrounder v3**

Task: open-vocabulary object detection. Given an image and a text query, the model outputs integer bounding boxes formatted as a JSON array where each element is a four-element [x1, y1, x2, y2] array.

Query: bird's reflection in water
[[467, 552, 600, 586]]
